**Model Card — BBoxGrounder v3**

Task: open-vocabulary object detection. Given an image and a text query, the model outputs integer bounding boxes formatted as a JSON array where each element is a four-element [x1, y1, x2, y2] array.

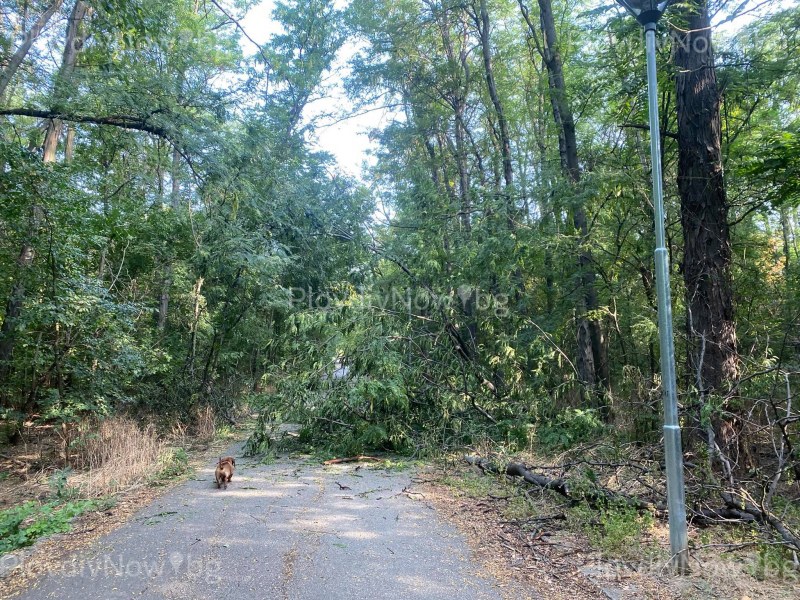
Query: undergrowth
[[0, 499, 108, 555], [0, 466, 114, 556], [0, 407, 238, 557]]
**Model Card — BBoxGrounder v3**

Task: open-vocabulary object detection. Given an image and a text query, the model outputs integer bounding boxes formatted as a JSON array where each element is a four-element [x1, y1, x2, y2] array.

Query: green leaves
[[742, 128, 800, 207], [0, 499, 100, 555], [0, 0, 368, 423]]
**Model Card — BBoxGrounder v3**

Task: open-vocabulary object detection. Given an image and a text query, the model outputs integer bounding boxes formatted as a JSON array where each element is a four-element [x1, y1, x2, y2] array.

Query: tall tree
[[0, 0, 65, 102], [521, 0, 609, 405], [42, 0, 91, 161], [673, 0, 738, 392], [0, 1, 90, 391], [473, 0, 513, 195]]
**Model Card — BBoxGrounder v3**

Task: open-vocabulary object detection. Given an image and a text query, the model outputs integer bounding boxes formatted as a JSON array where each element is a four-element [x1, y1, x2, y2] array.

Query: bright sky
[[240, 1, 390, 179]]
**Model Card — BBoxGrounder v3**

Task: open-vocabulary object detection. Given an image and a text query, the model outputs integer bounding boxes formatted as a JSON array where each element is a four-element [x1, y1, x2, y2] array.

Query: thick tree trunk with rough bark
[[673, 0, 738, 392]]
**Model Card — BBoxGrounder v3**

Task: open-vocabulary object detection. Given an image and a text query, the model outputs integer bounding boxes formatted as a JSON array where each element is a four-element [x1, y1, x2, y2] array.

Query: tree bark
[[0, 0, 65, 102], [64, 124, 76, 162], [527, 0, 609, 404], [42, 1, 91, 161], [673, 0, 738, 392], [0, 107, 173, 140], [475, 0, 513, 192], [187, 277, 205, 377]]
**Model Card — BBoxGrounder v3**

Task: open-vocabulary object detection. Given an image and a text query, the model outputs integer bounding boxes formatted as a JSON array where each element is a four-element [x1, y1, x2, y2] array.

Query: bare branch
[[0, 107, 175, 141]]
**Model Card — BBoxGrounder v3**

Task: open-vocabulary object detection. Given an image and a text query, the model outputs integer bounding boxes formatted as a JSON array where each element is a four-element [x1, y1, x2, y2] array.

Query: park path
[[14, 447, 533, 599]]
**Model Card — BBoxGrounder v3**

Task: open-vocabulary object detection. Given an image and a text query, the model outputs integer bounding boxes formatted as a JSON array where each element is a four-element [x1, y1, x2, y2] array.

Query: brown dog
[[214, 456, 236, 490]]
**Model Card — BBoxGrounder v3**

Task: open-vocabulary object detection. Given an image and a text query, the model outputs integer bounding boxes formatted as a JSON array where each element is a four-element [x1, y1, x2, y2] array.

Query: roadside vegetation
[[1, 0, 799, 596], [0, 410, 236, 557]]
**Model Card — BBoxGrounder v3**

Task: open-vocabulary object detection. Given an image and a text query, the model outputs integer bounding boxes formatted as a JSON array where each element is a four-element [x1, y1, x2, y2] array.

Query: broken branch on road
[[323, 456, 380, 465]]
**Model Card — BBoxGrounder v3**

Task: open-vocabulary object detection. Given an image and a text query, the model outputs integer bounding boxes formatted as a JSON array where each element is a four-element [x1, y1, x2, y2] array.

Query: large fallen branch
[[464, 455, 660, 512], [720, 491, 800, 551], [323, 455, 380, 465], [0, 107, 174, 141], [688, 506, 757, 526], [465, 455, 800, 551]]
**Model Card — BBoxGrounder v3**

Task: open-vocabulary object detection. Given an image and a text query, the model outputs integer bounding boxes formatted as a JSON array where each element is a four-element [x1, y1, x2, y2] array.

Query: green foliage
[[748, 544, 798, 582], [48, 468, 82, 501], [0, 0, 370, 435], [0, 499, 100, 555], [570, 503, 653, 558], [536, 409, 605, 450], [243, 407, 277, 456], [1, 0, 799, 481], [744, 128, 800, 206], [156, 447, 190, 480]]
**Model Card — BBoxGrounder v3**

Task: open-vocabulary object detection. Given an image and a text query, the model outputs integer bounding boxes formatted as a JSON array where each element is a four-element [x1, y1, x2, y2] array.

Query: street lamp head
[[615, 0, 672, 27]]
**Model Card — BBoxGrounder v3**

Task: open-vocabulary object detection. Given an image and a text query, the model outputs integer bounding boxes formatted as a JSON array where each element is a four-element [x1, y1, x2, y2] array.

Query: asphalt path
[[15, 447, 523, 600]]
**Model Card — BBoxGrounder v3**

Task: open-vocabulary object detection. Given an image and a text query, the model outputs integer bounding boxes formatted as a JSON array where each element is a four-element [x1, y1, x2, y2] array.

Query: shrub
[[536, 408, 605, 450], [157, 447, 190, 480]]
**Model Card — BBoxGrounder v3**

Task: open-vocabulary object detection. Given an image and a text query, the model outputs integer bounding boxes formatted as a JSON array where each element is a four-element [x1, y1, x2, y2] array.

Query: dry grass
[[1, 410, 219, 503], [0, 430, 242, 600], [70, 417, 163, 497], [191, 405, 216, 444]]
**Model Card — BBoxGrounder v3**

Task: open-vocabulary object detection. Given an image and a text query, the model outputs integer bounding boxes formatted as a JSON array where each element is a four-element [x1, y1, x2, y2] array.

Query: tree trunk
[[171, 145, 181, 209], [475, 0, 513, 193], [432, 2, 472, 233], [673, 0, 738, 392], [64, 124, 76, 162], [42, 119, 63, 163], [780, 205, 791, 278], [528, 0, 609, 405], [0, 0, 65, 102], [187, 277, 205, 377], [158, 271, 171, 330], [0, 1, 89, 398], [42, 1, 91, 160]]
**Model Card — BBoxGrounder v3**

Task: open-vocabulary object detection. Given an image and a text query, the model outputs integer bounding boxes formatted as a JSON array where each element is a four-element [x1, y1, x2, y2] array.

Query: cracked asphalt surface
[[15, 448, 520, 599]]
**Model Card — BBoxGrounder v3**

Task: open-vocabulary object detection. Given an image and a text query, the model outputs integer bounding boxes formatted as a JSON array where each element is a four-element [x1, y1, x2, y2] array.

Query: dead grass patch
[[191, 405, 216, 444], [70, 417, 163, 497]]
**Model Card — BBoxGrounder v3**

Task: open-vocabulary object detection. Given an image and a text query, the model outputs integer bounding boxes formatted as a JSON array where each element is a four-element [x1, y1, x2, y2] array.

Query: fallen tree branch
[[323, 455, 380, 465], [721, 491, 800, 551], [688, 506, 757, 527], [464, 456, 800, 547], [464, 455, 660, 513]]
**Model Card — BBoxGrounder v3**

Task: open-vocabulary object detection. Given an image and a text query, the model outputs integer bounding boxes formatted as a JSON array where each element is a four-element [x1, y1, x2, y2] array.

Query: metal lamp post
[[615, 0, 689, 574]]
